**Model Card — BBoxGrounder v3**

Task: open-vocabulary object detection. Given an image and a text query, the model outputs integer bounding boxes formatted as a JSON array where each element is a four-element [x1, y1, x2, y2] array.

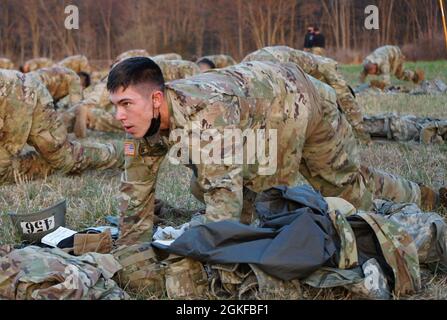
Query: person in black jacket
[[312, 26, 326, 56], [303, 26, 314, 52]]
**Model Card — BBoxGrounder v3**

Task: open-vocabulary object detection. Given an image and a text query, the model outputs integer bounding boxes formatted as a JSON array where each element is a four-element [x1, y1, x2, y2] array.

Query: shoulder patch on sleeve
[[124, 140, 136, 157]]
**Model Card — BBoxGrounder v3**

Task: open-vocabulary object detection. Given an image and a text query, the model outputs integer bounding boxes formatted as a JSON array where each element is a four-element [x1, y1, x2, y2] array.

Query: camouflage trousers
[[191, 167, 421, 223], [363, 112, 445, 143]]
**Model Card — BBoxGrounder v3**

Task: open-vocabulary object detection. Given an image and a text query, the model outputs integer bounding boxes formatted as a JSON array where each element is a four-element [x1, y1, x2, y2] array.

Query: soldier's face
[[367, 64, 378, 75], [198, 62, 212, 72], [110, 85, 156, 138]]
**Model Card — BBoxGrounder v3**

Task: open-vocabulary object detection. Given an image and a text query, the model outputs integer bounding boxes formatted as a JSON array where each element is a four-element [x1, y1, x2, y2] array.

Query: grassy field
[[1, 60, 447, 299]]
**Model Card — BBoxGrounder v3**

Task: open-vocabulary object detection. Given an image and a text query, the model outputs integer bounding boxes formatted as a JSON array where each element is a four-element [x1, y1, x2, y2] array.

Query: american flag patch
[[124, 141, 136, 156]]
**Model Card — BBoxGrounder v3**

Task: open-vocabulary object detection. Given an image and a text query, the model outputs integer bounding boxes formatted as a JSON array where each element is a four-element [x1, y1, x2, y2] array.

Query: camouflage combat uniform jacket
[[29, 66, 83, 105], [360, 45, 415, 86], [116, 61, 421, 244], [58, 54, 92, 74], [243, 46, 369, 141]]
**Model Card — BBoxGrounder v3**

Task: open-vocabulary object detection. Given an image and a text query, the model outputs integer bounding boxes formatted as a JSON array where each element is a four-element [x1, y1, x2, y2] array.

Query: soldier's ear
[[151, 90, 163, 111]]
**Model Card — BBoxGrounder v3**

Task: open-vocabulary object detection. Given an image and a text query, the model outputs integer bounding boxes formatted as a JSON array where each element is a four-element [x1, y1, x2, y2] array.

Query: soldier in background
[[58, 54, 92, 90], [360, 45, 424, 87], [58, 54, 92, 74], [29, 66, 84, 107], [106, 57, 445, 244], [0, 70, 123, 185], [0, 58, 15, 70], [20, 57, 54, 73], [243, 45, 370, 142], [196, 54, 236, 70], [364, 113, 447, 144], [196, 58, 216, 72]]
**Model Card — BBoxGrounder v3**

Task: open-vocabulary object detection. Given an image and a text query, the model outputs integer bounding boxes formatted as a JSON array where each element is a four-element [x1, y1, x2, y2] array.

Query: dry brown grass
[[0, 61, 446, 300]]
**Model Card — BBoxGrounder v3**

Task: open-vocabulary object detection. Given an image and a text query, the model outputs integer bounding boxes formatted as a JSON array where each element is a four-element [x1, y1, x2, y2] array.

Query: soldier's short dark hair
[[107, 57, 165, 93], [78, 71, 91, 88], [197, 58, 216, 69]]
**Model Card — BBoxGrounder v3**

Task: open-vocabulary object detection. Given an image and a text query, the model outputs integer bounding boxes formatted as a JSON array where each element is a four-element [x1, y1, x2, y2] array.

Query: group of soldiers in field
[[0, 44, 446, 246]]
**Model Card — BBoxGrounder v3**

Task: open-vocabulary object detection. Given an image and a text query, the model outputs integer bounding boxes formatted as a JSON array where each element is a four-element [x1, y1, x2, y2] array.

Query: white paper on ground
[[152, 239, 175, 247], [41, 226, 77, 247]]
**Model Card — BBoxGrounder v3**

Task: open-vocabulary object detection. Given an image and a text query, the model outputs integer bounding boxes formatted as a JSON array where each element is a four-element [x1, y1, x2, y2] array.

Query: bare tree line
[[0, 0, 444, 66]]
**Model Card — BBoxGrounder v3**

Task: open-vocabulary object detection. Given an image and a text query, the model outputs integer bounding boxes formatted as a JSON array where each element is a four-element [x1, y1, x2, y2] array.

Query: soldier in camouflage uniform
[[105, 57, 445, 245], [112, 50, 182, 70], [29, 66, 83, 106], [73, 59, 200, 138], [113, 49, 151, 68], [21, 57, 54, 73], [360, 45, 424, 87], [0, 70, 124, 185], [243, 45, 370, 142], [0, 57, 15, 70], [58, 54, 92, 74], [0, 245, 128, 300], [196, 54, 237, 70], [152, 53, 182, 62], [363, 112, 447, 144]]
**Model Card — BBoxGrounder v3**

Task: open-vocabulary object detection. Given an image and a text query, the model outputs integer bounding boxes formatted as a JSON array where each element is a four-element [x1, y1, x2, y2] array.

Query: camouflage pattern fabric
[[243, 45, 369, 141], [164, 256, 209, 299], [328, 210, 359, 269], [363, 112, 439, 142], [112, 244, 209, 299], [0, 58, 15, 70], [311, 47, 325, 56], [58, 55, 92, 74], [112, 51, 182, 69], [152, 53, 182, 62], [90, 70, 110, 85], [197, 54, 237, 68], [410, 79, 447, 95], [373, 199, 447, 265], [29, 66, 83, 105], [112, 243, 166, 294], [420, 120, 447, 144], [117, 61, 423, 244], [0, 246, 129, 300], [356, 211, 421, 295], [346, 258, 391, 299], [156, 59, 200, 81], [360, 45, 416, 86], [23, 57, 54, 72], [113, 49, 151, 67], [0, 70, 124, 185]]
